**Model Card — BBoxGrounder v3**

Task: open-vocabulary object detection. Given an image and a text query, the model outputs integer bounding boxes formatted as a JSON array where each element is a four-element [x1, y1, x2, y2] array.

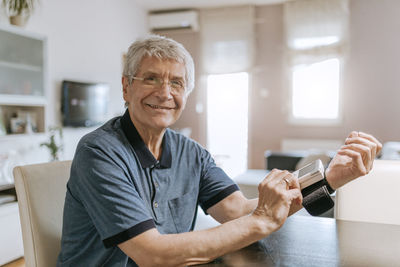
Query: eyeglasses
[[130, 75, 186, 94]]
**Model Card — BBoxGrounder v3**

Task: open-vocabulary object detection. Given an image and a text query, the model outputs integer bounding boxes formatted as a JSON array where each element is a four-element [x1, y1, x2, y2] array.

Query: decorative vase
[[9, 15, 29, 27]]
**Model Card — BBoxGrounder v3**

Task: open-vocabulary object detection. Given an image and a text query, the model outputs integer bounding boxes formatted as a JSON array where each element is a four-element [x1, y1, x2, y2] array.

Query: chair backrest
[[13, 160, 72, 267], [335, 160, 400, 225]]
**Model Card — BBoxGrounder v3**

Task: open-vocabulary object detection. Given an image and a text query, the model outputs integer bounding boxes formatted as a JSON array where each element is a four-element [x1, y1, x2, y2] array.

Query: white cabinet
[[0, 200, 24, 265], [0, 23, 47, 136], [0, 24, 48, 264]]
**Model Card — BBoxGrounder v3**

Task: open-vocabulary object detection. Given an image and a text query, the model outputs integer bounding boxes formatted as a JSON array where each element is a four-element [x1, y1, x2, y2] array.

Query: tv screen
[[61, 80, 110, 127]]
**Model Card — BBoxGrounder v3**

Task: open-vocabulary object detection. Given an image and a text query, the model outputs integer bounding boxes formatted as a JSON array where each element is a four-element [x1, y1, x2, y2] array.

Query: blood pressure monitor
[[292, 159, 325, 190], [292, 159, 335, 216]]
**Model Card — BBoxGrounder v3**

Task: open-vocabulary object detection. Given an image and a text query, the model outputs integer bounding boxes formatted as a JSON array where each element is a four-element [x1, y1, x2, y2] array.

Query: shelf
[[0, 60, 42, 72], [0, 95, 46, 106], [0, 23, 46, 39], [0, 132, 46, 140], [0, 104, 46, 134], [0, 183, 14, 191]]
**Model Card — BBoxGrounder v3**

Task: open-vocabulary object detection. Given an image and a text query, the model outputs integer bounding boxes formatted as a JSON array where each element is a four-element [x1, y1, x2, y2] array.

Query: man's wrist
[[324, 168, 338, 191], [323, 177, 336, 194], [249, 212, 281, 237]]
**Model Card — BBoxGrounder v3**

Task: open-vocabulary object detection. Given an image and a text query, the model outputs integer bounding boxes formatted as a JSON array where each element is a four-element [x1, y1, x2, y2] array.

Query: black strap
[[302, 178, 335, 196], [301, 179, 335, 216]]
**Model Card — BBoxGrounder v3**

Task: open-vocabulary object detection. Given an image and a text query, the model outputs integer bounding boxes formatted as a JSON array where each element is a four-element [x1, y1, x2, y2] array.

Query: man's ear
[[122, 76, 128, 94], [122, 76, 131, 104]]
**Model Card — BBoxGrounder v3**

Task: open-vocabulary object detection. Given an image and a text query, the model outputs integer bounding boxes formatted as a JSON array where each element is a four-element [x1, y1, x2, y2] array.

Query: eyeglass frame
[[128, 74, 187, 94]]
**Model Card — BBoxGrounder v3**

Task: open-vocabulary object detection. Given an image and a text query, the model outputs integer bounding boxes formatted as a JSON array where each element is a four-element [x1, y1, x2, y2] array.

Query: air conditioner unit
[[148, 10, 199, 32]]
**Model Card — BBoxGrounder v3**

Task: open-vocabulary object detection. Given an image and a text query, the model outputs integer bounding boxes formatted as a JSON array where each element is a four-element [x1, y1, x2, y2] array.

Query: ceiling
[[135, 0, 290, 11]]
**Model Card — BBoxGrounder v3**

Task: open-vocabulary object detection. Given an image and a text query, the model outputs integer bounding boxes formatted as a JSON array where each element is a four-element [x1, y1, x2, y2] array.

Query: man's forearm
[[119, 213, 274, 266], [208, 192, 301, 224], [207, 192, 258, 223], [242, 198, 302, 218]]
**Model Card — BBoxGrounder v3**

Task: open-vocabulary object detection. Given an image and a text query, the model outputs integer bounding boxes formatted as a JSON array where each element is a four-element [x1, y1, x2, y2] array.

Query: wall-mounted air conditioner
[[148, 10, 199, 32]]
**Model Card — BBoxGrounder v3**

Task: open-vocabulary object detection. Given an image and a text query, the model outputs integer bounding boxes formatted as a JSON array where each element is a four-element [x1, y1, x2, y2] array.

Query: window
[[284, 0, 348, 125], [291, 58, 340, 123], [207, 72, 248, 177], [200, 7, 253, 176]]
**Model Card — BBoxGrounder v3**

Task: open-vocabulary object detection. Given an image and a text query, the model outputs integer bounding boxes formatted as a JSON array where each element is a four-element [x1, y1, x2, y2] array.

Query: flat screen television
[[61, 80, 110, 127]]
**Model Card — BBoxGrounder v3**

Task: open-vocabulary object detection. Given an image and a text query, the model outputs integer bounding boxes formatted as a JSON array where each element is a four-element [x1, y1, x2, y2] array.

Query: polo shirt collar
[[120, 109, 172, 169]]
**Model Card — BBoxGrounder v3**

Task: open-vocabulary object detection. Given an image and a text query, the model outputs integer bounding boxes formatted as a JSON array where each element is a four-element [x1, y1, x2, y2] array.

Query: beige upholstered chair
[[335, 160, 400, 225], [13, 160, 72, 267]]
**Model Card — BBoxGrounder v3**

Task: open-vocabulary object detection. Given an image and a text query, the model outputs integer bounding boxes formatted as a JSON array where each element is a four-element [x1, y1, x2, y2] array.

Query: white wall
[[0, 0, 147, 180], [248, 1, 400, 168], [1, 0, 148, 114], [15, 0, 148, 122]]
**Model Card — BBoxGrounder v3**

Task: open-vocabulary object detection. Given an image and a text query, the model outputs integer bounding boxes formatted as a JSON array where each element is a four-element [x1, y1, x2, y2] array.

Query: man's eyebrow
[[171, 75, 185, 80], [141, 71, 184, 80], [141, 71, 158, 76]]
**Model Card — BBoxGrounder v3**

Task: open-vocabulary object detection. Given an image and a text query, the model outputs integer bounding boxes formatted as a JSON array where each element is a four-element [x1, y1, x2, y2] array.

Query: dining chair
[[13, 160, 71, 267]]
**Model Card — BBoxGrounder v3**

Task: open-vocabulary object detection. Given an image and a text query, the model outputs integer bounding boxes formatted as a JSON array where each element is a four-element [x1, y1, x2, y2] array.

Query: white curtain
[[200, 6, 255, 74], [284, 0, 349, 64], [284, 0, 349, 124]]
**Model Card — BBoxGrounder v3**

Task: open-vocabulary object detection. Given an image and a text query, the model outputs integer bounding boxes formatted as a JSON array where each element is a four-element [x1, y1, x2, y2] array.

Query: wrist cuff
[[301, 178, 335, 216]]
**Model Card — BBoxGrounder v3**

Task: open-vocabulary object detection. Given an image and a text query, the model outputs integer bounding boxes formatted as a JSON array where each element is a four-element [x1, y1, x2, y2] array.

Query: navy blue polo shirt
[[57, 110, 239, 266]]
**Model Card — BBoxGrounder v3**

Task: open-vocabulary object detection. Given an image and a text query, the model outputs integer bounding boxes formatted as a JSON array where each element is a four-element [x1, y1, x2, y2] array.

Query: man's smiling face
[[123, 56, 188, 132]]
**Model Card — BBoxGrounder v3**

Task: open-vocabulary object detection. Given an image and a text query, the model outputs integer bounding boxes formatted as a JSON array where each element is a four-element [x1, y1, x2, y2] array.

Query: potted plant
[[1, 0, 37, 26], [40, 126, 63, 161]]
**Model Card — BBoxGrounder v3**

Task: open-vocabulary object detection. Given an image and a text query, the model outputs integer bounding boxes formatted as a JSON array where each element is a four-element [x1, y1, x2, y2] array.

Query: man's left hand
[[325, 131, 382, 190]]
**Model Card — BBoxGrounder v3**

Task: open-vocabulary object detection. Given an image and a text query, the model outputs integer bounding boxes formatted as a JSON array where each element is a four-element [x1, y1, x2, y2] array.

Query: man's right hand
[[252, 169, 303, 234]]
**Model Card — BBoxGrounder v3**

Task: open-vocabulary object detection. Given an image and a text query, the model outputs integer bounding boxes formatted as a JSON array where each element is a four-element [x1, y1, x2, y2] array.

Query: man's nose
[[155, 80, 173, 99]]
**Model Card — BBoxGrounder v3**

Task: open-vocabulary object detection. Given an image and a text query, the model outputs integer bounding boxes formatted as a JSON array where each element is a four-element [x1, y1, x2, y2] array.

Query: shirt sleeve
[[197, 147, 239, 213], [69, 144, 155, 248]]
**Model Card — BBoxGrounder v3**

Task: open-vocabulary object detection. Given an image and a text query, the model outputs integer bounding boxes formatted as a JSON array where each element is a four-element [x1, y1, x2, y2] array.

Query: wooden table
[[200, 215, 400, 266]]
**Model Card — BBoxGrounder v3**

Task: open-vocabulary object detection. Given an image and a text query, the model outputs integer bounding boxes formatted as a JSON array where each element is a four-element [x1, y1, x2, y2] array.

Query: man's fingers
[[349, 131, 359, 138], [259, 169, 299, 201], [280, 171, 299, 190], [345, 136, 377, 163], [346, 131, 382, 156], [256, 170, 302, 230], [260, 168, 280, 186], [259, 169, 287, 195], [342, 143, 372, 171], [286, 173, 300, 190], [267, 169, 294, 187], [337, 149, 368, 176], [287, 188, 302, 205], [358, 131, 383, 154]]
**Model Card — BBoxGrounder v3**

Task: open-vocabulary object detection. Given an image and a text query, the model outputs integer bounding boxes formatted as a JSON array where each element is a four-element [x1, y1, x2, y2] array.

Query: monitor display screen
[[61, 80, 110, 127]]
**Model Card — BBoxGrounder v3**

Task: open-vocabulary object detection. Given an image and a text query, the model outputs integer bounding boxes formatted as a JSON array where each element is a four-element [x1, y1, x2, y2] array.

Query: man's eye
[[171, 80, 184, 87], [144, 76, 157, 82]]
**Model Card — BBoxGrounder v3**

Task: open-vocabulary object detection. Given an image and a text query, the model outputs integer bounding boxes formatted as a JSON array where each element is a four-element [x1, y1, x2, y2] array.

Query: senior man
[[57, 35, 381, 266]]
